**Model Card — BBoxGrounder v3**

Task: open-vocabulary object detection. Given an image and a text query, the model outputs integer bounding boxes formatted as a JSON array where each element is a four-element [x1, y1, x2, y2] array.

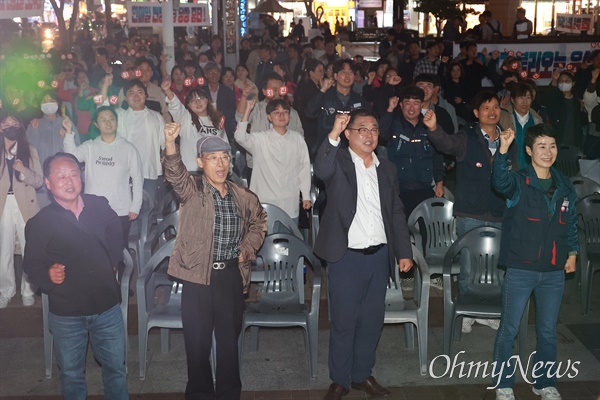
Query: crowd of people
[[0, 13, 599, 400]]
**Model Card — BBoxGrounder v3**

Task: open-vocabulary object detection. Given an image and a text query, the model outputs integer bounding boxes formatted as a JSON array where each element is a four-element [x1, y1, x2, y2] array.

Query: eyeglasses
[[0, 121, 21, 129], [98, 117, 116, 124], [271, 111, 290, 117], [188, 97, 207, 104], [347, 127, 379, 137], [202, 154, 231, 165]]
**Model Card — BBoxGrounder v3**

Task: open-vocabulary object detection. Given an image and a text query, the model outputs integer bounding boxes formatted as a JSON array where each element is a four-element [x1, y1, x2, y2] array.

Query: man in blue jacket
[[491, 123, 578, 400]]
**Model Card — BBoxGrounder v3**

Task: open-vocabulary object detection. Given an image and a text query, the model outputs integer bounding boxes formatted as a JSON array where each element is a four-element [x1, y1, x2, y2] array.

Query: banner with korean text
[[0, 0, 44, 19], [126, 2, 210, 27], [453, 41, 599, 86]]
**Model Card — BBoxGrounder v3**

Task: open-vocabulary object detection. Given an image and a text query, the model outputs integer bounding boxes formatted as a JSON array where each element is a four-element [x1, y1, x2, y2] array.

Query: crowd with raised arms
[[0, 13, 599, 400]]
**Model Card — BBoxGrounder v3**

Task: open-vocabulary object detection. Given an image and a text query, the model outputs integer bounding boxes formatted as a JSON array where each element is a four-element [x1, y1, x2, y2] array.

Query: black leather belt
[[348, 244, 384, 255], [212, 258, 238, 269]]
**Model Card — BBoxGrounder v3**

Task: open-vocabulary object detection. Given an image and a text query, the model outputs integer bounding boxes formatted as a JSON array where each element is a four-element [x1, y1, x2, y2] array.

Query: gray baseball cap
[[196, 136, 231, 155]]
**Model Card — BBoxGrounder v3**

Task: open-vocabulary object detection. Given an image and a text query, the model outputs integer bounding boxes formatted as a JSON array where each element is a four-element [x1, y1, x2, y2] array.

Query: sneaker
[[532, 386, 562, 400], [22, 296, 35, 307], [476, 318, 500, 330], [495, 388, 516, 400], [462, 317, 475, 333], [0, 295, 8, 309], [401, 277, 414, 291], [430, 277, 443, 290]]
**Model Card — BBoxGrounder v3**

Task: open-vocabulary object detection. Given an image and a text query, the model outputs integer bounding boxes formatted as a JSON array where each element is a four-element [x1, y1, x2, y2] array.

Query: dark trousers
[[119, 216, 131, 247], [181, 260, 245, 400], [327, 245, 390, 388]]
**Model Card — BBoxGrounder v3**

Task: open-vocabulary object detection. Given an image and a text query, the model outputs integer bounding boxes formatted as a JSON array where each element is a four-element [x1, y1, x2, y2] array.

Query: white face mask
[[41, 102, 59, 115], [558, 82, 573, 93]]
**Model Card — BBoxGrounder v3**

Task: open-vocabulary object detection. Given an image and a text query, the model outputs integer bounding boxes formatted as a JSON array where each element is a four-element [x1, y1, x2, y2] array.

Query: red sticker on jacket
[[121, 71, 130, 79], [93, 95, 104, 105], [184, 78, 193, 87], [278, 86, 287, 96], [51, 80, 59, 89], [134, 69, 143, 78], [265, 88, 275, 98], [219, 115, 225, 130], [37, 80, 46, 88], [520, 71, 528, 78], [109, 95, 118, 105], [566, 64, 573, 70], [197, 77, 205, 86], [511, 62, 519, 70], [532, 73, 540, 80], [476, 162, 483, 168]]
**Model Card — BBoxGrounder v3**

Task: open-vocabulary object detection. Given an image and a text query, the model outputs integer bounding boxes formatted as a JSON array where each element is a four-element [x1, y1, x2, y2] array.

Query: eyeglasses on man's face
[[201, 154, 231, 165], [347, 127, 379, 137]]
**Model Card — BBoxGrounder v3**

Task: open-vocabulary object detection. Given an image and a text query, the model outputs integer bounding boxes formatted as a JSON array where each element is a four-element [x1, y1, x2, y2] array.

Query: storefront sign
[[453, 41, 598, 86], [224, 0, 237, 54], [126, 2, 210, 27], [0, 0, 44, 19], [556, 14, 594, 34], [358, 0, 382, 8]]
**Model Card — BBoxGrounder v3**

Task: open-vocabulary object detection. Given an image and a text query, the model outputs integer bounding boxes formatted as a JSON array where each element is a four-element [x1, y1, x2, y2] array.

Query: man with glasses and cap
[[162, 123, 267, 400]]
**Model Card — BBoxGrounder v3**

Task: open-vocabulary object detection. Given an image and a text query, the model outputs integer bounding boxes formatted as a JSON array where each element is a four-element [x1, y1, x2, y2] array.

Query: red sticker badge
[[566, 64, 573, 71], [520, 71, 528, 78], [511, 62, 519, 70], [51, 80, 59, 89], [197, 77, 205, 86], [219, 115, 225, 130], [184, 78, 193, 87], [93, 95, 104, 105], [109, 95, 118, 105], [278, 86, 288, 96], [475, 162, 483, 168], [532, 73, 540, 80], [67, 54, 73, 60], [121, 71, 131, 79], [265, 88, 275, 98], [134, 69, 143, 78], [37, 80, 46, 88]]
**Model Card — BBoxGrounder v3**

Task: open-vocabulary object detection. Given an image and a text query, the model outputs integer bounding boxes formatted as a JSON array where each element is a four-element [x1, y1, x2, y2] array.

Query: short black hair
[[123, 79, 148, 97], [425, 41, 437, 50], [414, 73, 440, 87], [333, 59, 355, 74], [266, 99, 291, 114], [263, 72, 284, 88], [482, 10, 492, 18], [399, 85, 425, 102], [347, 108, 378, 128], [525, 123, 556, 150], [471, 91, 500, 111], [133, 57, 153, 70], [43, 152, 82, 179], [510, 82, 534, 99], [93, 106, 118, 124], [95, 47, 109, 58]]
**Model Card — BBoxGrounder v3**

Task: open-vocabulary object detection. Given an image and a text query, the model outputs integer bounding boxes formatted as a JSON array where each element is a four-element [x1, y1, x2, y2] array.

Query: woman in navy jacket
[[491, 123, 578, 400]]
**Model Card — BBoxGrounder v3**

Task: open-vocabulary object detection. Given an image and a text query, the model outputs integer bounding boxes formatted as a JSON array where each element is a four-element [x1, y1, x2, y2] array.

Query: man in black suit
[[203, 62, 237, 140], [314, 110, 413, 400]]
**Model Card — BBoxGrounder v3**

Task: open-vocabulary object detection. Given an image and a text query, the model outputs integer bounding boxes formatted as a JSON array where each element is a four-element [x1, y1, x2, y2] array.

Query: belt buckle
[[212, 262, 226, 270]]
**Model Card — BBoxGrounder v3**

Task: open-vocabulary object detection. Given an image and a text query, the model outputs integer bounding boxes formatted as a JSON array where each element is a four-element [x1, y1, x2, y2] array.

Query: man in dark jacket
[[305, 59, 371, 149], [23, 152, 128, 399], [425, 91, 518, 332], [314, 109, 413, 400]]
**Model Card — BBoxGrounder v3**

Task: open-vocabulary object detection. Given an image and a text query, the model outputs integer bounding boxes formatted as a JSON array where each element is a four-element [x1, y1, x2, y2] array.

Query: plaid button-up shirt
[[209, 184, 241, 261]]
